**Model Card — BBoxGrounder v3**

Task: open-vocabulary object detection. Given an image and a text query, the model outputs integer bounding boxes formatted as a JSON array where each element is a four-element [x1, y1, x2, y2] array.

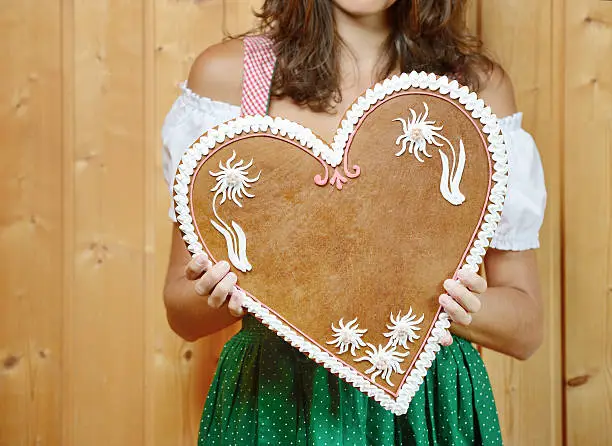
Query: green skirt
[[199, 316, 502, 445]]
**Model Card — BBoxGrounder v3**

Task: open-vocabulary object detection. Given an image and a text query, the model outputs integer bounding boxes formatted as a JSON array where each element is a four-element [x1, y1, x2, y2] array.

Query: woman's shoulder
[[187, 38, 245, 106], [475, 64, 518, 119]]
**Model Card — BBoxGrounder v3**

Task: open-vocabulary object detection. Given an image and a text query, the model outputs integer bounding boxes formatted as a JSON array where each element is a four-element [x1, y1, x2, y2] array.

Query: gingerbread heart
[[173, 72, 508, 415]]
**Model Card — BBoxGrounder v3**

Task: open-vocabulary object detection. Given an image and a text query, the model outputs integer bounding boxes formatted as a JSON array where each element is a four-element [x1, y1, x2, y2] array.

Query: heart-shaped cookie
[[173, 72, 508, 415]]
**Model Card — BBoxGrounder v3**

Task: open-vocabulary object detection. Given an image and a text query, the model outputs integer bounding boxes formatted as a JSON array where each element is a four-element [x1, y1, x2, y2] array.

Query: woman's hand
[[438, 266, 488, 346], [185, 253, 247, 318]]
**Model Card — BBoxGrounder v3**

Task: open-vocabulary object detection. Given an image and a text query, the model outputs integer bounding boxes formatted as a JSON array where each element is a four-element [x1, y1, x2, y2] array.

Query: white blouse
[[162, 83, 547, 251]]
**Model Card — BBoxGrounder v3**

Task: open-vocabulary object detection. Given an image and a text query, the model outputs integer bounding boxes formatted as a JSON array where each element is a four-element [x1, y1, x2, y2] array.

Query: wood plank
[[564, 1, 612, 444], [64, 0, 147, 443], [465, 0, 481, 37], [61, 0, 76, 444], [479, 1, 563, 444], [0, 1, 64, 445], [144, 0, 156, 444], [150, 1, 260, 444]]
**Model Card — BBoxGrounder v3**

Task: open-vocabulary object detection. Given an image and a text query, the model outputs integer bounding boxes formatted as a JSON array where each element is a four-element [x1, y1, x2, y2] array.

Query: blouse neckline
[[178, 80, 524, 130], [179, 81, 241, 113]]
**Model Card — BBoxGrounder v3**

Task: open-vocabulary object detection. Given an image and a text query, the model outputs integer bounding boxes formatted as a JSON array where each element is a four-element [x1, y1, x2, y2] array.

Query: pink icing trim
[[314, 168, 330, 186], [343, 160, 361, 179], [330, 168, 348, 190]]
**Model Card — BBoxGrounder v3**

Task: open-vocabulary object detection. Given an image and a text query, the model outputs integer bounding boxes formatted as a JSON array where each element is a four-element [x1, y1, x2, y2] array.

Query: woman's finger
[[227, 288, 246, 317], [194, 261, 231, 296], [208, 272, 238, 309], [439, 293, 472, 326], [185, 253, 212, 281], [443, 279, 482, 314], [439, 329, 453, 346], [457, 267, 488, 294]]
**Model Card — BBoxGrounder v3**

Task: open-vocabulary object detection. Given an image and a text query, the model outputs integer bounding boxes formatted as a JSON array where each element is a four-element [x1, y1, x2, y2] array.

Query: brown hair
[[253, 0, 493, 112]]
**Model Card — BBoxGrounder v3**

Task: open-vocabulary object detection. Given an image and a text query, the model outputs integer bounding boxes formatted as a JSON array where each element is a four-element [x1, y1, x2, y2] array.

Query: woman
[[162, 1, 546, 444]]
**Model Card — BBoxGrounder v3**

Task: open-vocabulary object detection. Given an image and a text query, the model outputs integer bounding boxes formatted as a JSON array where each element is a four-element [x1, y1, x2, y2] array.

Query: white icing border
[[173, 71, 509, 416]]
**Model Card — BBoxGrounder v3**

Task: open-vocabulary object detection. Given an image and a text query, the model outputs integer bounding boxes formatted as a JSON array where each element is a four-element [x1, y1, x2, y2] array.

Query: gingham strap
[[240, 35, 277, 116]]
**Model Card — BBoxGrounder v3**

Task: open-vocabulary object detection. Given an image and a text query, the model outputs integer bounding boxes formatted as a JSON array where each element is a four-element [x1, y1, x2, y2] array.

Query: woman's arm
[[439, 67, 544, 360], [445, 250, 543, 360]]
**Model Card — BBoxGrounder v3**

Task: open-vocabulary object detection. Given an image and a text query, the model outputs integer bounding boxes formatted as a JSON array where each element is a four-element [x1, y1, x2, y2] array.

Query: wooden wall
[[477, 0, 564, 444], [1, 0, 610, 445], [563, 0, 612, 444]]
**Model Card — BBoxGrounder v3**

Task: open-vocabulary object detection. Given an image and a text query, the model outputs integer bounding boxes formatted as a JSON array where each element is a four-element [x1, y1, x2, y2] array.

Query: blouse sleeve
[[490, 112, 547, 251], [161, 82, 241, 221]]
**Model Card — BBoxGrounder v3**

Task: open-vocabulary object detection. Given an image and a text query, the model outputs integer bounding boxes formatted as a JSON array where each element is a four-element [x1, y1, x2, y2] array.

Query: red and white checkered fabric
[[240, 35, 277, 117]]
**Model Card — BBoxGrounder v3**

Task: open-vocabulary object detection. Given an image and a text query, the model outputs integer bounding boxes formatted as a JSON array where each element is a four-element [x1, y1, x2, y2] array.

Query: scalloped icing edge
[[172, 70, 509, 416]]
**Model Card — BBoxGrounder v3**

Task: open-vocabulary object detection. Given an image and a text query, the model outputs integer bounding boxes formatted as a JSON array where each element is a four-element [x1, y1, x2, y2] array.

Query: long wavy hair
[[252, 0, 493, 112]]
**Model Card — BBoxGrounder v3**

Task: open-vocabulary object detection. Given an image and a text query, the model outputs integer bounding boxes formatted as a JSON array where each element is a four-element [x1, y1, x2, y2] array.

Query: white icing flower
[[393, 102, 467, 206], [209, 150, 261, 207], [209, 151, 261, 272], [355, 341, 410, 386], [326, 317, 367, 356], [393, 102, 444, 162], [383, 308, 425, 349]]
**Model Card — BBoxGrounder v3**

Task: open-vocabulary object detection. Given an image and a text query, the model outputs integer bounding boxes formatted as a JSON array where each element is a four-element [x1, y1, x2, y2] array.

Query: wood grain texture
[[564, 1, 612, 445], [61, 0, 75, 444], [1, 0, 611, 444], [65, 0, 146, 444], [465, 0, 481, 37], [0, 1, 63, 445], [478, 0, 563, 444]]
